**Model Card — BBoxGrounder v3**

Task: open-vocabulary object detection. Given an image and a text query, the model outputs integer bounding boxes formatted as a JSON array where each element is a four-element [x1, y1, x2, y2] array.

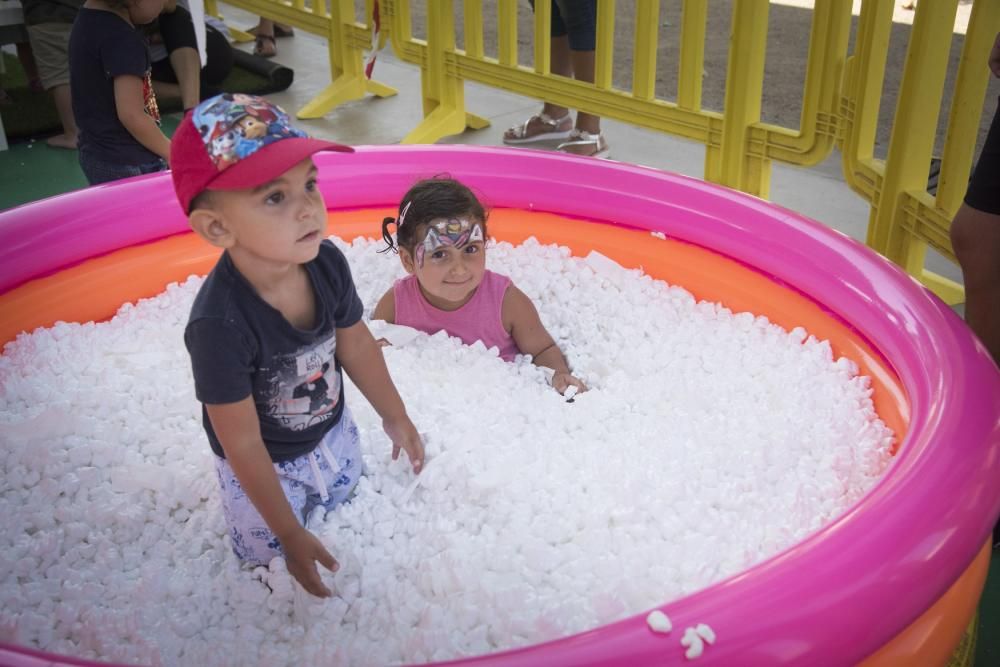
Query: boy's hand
[[384, 415, 424, 473], [282, 527, 339, 598], [552, 372, 588, 396]]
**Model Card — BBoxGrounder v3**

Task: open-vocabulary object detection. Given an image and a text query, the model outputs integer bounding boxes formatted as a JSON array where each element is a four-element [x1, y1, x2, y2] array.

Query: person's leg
[[502, 2, 573, 143], [542, 35, 573, 120], [26, 24, 77, 149], [559, 0, 598, 131], [202, 25, 235, 86], [156, 6, 202, 110], [568, 49, 599, 134], [254, 18, 277, 58], [168, 48, 201, 110], [957, 100, 1000, 365], [951, 204, 1000, 364], [48, 84, 78, 149], [952, 99, 1000, 547]]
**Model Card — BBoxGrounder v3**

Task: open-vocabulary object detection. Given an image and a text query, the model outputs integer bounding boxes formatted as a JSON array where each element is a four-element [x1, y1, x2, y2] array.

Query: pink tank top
[[393, 270, 520, 361]]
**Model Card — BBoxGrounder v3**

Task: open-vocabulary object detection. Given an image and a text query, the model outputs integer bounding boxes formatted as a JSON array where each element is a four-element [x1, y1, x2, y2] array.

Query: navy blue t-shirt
[[68, 8, 160, 165], [185, 241, 365, 462]]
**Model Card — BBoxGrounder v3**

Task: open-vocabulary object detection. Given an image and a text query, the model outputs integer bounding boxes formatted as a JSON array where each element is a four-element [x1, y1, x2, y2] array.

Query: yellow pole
[[708, 0, 770, 197]]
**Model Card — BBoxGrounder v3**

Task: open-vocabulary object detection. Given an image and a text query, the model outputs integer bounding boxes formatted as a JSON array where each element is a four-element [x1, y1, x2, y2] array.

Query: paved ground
[[221, 1, 994, 283]]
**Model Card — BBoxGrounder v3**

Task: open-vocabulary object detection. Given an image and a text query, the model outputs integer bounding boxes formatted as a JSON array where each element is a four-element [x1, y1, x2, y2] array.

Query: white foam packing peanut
[[681, 627, 705, 660], [0, 236, 894, 666], [646, 610, 672, 634]]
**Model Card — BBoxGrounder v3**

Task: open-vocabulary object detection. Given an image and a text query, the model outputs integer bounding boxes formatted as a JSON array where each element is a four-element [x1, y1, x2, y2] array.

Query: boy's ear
[[188, 208, 235, 249], [399, 247, 416, 274]]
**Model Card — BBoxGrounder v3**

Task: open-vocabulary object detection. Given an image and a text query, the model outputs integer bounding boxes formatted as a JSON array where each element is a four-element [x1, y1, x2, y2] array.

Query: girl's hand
[[281, 526, 339, 598], [552, 372, 587, 396], [384, 415, 424, 473]]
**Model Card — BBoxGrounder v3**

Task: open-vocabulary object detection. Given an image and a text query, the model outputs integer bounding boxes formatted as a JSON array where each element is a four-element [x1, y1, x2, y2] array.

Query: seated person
[[146, 0, 234, 110]]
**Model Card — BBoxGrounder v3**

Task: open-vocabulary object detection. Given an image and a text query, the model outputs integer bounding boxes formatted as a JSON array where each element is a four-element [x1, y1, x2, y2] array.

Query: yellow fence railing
[[206, 0, 999, 305], [205, 0, 396, 118], [839, 0, 1000, 304], [382, 0, 851, 201]]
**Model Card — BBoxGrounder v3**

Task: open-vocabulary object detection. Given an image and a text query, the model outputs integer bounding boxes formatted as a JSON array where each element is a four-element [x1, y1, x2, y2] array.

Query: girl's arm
[[206, 397, 338, 597], [113, 74, 171, 161], [371, 288, 396, 323], [503, 286, 587, 394], [336, 321, 423, 472]]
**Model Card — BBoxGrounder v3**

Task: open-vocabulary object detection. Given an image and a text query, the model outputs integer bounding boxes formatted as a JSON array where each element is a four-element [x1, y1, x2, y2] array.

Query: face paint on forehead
[[414, 217, 484, 267]]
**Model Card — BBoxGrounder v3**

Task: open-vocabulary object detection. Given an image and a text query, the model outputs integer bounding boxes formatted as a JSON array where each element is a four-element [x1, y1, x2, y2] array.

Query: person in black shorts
[[950, 31, 1000, 547]]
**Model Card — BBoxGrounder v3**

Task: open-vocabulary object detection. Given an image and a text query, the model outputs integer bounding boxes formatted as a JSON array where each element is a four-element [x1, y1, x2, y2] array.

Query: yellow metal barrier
[[840, 0, 999, 304], [205, 0, 396, 118], [383, 0, 852, 200], [201, 0, 997, 304]]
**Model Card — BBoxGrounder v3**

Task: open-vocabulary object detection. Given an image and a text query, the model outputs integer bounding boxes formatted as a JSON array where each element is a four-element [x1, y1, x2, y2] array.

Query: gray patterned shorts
[[214, 409, 363, 565]]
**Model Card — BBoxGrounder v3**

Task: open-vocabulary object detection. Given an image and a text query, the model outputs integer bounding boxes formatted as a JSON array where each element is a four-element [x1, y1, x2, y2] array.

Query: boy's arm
[[503, 286, 587, 394], [113, 75, 171, 161], [207, 397, 338, 596], [336, 321, 423, 472]]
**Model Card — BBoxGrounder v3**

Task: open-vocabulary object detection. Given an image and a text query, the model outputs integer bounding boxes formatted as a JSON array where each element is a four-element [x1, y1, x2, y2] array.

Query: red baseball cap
[[170, 93, 354, 213]]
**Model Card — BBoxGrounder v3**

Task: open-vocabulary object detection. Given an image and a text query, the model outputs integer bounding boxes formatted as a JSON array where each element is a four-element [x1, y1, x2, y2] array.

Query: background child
[[373, 177, 587, 395], [69, 0, 171, 184], [171, 94, 424, 597]]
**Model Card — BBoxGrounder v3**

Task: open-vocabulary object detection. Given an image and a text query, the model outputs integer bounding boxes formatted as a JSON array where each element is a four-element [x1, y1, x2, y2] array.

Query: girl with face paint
[[374, 177, 587, 396]]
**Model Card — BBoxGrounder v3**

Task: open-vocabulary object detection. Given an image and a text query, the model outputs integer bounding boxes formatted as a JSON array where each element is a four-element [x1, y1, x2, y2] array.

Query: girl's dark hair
[[380, 176, 487, 254]]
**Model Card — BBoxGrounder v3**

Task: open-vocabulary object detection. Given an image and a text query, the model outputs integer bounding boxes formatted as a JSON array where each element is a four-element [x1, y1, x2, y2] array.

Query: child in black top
[[172, 93, 424, 597], [68, 0, 171, 184]]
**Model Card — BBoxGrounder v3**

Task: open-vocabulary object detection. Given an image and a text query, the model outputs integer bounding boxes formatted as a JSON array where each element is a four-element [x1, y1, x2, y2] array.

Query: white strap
[[308, 450, 329, 503], [318, 439, 342, 476]]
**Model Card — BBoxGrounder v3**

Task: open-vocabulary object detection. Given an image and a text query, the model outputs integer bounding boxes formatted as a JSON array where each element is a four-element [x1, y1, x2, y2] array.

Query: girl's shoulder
[[483, 269, 513, 290]]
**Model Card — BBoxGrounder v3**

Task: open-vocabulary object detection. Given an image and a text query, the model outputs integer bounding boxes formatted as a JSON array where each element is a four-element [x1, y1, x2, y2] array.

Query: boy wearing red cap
[[171, 93, 424, 597]]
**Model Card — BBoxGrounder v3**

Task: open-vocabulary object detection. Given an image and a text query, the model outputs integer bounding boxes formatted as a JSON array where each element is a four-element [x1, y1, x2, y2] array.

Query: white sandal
[[503, 112, 573, 144], [557, 129, 610, 159]]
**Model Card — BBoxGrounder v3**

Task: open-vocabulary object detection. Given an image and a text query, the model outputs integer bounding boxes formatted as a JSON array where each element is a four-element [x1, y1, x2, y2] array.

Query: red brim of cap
[[206, 137, 354, 192]]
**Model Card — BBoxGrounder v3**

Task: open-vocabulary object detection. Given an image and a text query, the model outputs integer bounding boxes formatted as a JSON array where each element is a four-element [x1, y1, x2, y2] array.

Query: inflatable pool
[[0, 145, 997, 666]]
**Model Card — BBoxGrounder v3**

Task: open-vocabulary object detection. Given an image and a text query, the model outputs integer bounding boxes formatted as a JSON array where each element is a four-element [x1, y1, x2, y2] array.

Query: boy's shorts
[[215, 409, 363, 566]]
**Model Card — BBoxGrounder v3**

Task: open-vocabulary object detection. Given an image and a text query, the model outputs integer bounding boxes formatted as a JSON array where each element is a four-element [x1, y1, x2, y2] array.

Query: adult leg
[[502, 2, 573, 143], [951, 204, 1000, 364], [957, 99, 1000, 365], [156, 7, 203, 110], [254, 19, 277, 58], [554, 0, 608, 156], [202, 26, 235, 86], [541, 35, 574, 120]]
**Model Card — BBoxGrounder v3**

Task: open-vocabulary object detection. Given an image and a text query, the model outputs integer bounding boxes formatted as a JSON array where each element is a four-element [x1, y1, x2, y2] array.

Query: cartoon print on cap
[[193, 93, 307, 170]]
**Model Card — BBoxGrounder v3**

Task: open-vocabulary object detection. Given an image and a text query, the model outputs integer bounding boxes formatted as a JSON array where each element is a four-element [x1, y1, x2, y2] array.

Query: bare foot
[[46, 134, 78, 150]]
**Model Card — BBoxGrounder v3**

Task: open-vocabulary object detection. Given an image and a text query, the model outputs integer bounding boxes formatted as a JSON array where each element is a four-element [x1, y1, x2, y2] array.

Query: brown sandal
[[254, 34, 277, 58]]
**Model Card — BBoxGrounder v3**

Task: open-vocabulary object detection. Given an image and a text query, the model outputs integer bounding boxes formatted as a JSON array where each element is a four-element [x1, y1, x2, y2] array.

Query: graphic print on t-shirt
[[142, 71, 161, 123], [260, 334, 341, 431]]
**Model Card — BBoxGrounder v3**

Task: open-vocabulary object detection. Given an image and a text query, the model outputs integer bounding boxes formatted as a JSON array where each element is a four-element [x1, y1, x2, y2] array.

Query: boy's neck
[[83, 0, 132, 24], [228, 249, 306, 296]]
